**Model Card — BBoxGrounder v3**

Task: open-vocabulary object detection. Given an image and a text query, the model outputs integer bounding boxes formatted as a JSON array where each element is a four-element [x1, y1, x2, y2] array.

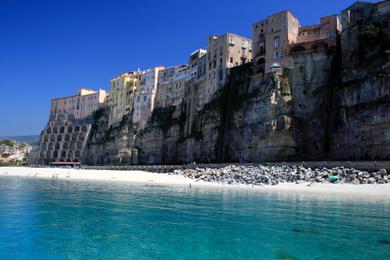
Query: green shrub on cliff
[[151, 106, 176, 131], [92, 108, 105, 121], [0, 140, 14, 147], [360, 24, 380, 41]]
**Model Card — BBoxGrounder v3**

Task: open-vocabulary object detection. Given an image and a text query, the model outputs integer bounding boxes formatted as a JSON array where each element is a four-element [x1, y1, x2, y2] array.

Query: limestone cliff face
[[217, 66, 298, 162], [83, 111, 138, 165], [289, 51, 338, 160], [331, 74, 390, 160], [71, 9, 390, 165], [83, 45, 389, 164], [330, 10, 390, 160], [133, 53, 339, 164]]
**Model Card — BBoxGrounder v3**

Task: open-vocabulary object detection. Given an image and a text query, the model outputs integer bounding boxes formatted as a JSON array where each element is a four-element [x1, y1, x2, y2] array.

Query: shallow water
[[0, 176, 389, 259]]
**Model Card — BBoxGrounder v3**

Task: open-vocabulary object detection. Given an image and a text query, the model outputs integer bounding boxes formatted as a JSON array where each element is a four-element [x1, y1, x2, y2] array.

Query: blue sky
[[0, 0, 374, 136]]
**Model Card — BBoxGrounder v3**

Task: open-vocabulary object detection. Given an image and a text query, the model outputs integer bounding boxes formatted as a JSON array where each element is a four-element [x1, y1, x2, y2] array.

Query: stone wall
[[37, 115, 92, 164]]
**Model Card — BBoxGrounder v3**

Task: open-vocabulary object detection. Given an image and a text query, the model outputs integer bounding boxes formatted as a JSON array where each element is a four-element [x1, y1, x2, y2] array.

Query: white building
[[132, 67, 164, 129]]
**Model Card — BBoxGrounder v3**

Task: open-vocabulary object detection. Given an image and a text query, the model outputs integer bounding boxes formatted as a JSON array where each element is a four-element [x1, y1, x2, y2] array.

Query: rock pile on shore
[[172, 165, 389, 186]]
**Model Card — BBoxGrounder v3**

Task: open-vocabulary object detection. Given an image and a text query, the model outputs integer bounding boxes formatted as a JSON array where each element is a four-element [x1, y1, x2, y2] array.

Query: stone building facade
[[133, 66, 164, 129], [155, 65, 188, 108], [205, 33, 252, 103], [289, 15, 341, 56], [340, 0, 390, 78], [189, 49, 208, 109], [252, 11, 341, 74], [252, 11, 300, 74], [37, 117, 92, 164], [108, 71, 142, 126], [50, 88, 107, 121]]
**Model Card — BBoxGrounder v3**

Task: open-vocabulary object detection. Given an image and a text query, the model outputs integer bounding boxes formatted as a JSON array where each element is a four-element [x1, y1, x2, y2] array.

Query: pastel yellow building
[[108, 71, 142, 126]]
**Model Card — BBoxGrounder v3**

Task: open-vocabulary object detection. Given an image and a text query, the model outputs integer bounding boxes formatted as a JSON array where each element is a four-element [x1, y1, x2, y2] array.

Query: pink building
[[290, 15, 341, 56], [252, 11, 341, 74], [50, 88, 107, 120]]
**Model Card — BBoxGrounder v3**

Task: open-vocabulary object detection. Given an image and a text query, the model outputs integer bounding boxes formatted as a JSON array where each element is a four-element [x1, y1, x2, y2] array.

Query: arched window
[[61, 151, 66, 158], [55, 143, 60, 150], [48, 143, 54, 150], [72, 134, 77, 141], [57, 135, 62, 142], [67, 126, 73, 133], [53, 151, 58, 158], [79, 134, 85, 141], [77, 142, 82, 149], [44, 135, 49, 142], [63, 143, 68, 149], [82, 125, 88, 132], [50, 135, 55, 142], [60, 126, 65, 133], [75, 126, 80, 132], [47, 127, 52, 134], [75, 151, 81, 157], [65, 134, 70, 141], [53, 127, 58, 134]]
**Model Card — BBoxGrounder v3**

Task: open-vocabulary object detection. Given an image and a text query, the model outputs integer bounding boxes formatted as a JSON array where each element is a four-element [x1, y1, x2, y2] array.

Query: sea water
[[0, 176, 389, 259]]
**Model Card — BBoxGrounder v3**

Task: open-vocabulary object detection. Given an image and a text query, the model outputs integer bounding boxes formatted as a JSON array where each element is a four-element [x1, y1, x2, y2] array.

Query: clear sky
[[0, 0, 374, 136]]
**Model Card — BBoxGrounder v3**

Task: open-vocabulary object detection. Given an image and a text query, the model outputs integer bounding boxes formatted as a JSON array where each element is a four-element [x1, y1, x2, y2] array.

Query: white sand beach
[[1, 167, 389, 199]]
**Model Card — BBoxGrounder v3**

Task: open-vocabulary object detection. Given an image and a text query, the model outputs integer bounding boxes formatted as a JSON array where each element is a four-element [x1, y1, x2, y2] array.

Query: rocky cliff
[[66, 8, 390, 165]]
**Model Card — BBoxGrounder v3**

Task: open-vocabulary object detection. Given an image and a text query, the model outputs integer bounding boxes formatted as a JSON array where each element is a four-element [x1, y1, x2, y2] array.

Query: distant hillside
[[0, 135, 40, 145], [0, 139, 32, 165]]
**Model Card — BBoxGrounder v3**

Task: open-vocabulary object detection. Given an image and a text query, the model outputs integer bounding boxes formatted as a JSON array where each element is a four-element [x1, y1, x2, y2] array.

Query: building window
[[218, 69, 224, 81], [274, 36, 280, 48], [230, 57, 233, 63]]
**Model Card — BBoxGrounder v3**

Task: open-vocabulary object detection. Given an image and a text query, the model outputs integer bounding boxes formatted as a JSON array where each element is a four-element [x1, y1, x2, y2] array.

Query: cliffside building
[[38, 88, 107, 165], [133, 66, 164, 129], [252, 11, 301, 74], [205, 33, 252, 103], [252, 11, 341, 74], [108, 71, 142, 126], [155, 65, 189, 108], [189, 49, 208, 109], [50, 88, 107, 121], [340, 0, 390, 75]]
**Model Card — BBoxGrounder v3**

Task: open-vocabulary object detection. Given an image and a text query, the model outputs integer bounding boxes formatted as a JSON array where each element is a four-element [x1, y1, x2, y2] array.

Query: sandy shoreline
[[1, 167, 389, 199]]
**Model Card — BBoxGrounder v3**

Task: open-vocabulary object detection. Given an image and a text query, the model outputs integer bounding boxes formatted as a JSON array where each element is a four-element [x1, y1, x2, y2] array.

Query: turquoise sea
[[0, 176, 389, 259]]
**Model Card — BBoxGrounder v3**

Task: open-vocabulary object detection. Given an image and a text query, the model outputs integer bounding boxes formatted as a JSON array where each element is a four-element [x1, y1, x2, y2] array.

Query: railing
[[80, 161, 390, 173]]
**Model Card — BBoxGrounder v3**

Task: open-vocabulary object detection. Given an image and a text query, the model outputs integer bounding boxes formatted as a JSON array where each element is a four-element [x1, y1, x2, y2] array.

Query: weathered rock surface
[[172, 165, 390, 186]]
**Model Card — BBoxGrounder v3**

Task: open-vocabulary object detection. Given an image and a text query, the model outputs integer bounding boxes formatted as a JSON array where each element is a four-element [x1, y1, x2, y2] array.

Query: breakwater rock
[[172, 165, 389, 186]]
